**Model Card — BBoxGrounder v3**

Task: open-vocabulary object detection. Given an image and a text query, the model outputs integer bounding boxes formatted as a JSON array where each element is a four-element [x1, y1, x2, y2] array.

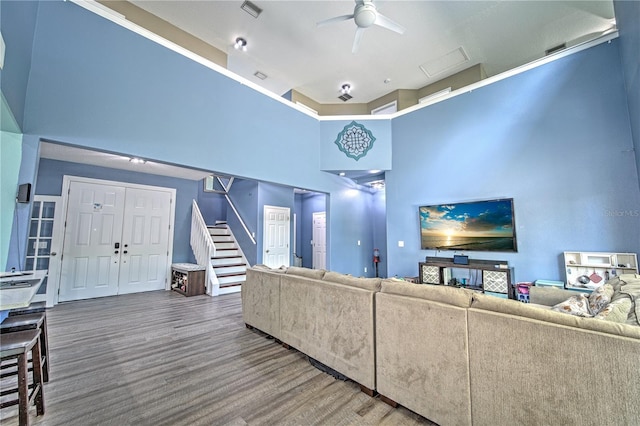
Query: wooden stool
[[1, 313, 50, 382], [0, 330, 45, 425]]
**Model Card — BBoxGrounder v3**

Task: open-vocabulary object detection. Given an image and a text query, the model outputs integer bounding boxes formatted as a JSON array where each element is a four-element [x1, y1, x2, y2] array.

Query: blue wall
[[2, 0, 639, 283], [15, 1, 373, 277], [299, 192, 327, 269], [387, 41, 640, 282], [614, 0, 640, 190], [35, 158, 199, 263], [227, 179, 259, 266], [0, 0, 38, 130], [5, 135, 40, 271], [196, 184, 226, 225]]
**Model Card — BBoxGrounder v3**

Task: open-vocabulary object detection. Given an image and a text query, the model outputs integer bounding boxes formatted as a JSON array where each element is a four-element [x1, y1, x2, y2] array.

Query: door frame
[[50, 175, 176, 305], [312, 211, 327, 270], [262, 205, 291, 268]]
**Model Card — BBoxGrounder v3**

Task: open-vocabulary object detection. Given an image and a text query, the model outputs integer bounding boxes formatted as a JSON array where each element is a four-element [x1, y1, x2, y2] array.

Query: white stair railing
[[190, 200, 220, 295]]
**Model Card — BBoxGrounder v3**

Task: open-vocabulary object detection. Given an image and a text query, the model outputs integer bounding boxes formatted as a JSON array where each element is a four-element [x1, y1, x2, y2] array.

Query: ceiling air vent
[[338, 93, 353, 102], [241, 1, 262, 18]]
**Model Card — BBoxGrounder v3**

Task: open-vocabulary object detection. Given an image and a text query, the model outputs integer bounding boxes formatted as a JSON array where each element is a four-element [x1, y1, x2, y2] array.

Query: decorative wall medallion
[[334, 121, 376, 161]]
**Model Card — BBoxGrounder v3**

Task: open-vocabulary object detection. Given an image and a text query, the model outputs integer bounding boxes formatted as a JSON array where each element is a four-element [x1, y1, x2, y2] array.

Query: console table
[[419, 257, 513, 298]]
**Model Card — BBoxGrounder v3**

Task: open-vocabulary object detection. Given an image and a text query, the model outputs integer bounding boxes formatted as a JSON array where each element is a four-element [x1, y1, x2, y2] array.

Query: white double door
[[58, 178, 174, 302]]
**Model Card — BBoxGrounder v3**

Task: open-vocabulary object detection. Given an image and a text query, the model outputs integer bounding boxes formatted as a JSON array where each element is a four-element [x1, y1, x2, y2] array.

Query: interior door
[[118, 187, 172, 294], [263, 205, 290, 268], [312, 212, 326, 270], [26, 196, 63, 307], [58, 181, 125, 302]]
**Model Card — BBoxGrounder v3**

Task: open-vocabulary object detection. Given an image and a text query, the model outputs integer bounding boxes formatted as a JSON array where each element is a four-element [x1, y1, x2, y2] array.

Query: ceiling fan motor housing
[[354, 4, 377, 28]]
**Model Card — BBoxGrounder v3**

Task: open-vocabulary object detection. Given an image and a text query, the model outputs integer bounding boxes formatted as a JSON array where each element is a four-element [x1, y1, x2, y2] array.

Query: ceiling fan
[[317, 0, 406, 53]]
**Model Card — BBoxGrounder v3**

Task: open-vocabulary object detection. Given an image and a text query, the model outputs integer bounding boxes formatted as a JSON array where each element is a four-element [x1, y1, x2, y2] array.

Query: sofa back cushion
[[471, 293, 640, 339], [322, 271, 381, 292], [285, 266, 326, 280], [381, 281, 474, 308]]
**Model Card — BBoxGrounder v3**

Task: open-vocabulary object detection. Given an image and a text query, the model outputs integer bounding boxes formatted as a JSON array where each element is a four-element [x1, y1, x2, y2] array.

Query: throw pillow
[[551, 294, 592, 317], [588, 284, 614, 315], [595, 298, 633, 323]]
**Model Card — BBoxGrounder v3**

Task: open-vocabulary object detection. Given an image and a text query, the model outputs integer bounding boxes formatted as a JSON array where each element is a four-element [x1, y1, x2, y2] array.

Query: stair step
[[213, 241, 236, 249], [213, 264, 246, 274], [217, 274, 246, 286], [214, 248, 239, 256], [211, 235, 233, 242], [211, 256, 243, 266]]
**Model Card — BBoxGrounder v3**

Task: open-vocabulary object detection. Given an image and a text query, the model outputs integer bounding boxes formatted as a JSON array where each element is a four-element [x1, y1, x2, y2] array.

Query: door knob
[[114, 250, 119, 254], [51, 252, 57, 256], [266, 249, 270, 253], [123, 250, 128, 254]]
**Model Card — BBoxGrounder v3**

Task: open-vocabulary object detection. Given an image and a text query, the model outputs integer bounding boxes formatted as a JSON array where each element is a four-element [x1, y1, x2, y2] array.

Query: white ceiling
[[39, 141, 214, 181], [128, 0, 615, 105]]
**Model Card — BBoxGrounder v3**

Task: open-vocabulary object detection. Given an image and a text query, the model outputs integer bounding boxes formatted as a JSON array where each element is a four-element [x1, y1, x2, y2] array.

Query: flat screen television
[[419, 198, 517, 252]]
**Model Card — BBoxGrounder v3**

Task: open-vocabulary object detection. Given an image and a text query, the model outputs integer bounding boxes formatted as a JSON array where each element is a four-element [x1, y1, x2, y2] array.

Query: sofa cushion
[[250, 264, 286, 273], [529, 286, 576, 306], [471, 293, 640, 339], [322, 271, 381, 292], [588, 284, 614, 314], [285, 266, 326, 279], [595, 298, 633, 323], [381, 281, 474, 308]]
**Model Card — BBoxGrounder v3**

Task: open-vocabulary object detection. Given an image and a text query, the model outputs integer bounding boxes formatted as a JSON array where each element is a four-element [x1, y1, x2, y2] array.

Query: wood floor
[[1, 291, 434, 426]]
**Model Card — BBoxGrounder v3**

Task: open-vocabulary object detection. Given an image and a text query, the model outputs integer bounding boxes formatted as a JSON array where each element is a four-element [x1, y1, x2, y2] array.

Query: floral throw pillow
[[551, 294, 592, 317], [588, 284, 614, 315]]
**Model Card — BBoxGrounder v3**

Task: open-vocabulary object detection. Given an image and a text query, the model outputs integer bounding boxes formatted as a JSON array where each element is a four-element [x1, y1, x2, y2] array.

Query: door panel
[[263, 206, 290, 268], [118, 187, 171, 294], [312, 212, 327, 270], [59, 182, 125, 301]]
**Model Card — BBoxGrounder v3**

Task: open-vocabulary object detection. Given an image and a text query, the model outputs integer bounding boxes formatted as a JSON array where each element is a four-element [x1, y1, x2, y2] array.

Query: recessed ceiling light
[[384, 78, 391, 84], [341, 83, 351, 94], [339, 172, 346, 177], [369, 169, 381, 174], [254, 71, 267, 80], [234, 37, 247, 52], [129, 158, 146, 164]]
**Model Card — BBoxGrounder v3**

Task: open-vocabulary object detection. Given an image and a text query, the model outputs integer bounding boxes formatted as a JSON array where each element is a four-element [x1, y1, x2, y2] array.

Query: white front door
[[58, 177, 175, 302], [263, 205, 290, 268], [118, 187, 172, 294], [312, 212, 326, 270], [59, 181, 125, 301]]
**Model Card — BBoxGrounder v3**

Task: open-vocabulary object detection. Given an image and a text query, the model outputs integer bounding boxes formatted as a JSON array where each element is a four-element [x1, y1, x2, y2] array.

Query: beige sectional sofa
[[243, 266, 380, 392], [244, 266, 640, 425]]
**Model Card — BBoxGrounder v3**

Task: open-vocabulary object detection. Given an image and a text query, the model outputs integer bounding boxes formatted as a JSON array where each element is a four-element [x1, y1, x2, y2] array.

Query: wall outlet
[[357, 240, 361, 246], [398, 240, 405, 247], [364, 267, 367, 273]]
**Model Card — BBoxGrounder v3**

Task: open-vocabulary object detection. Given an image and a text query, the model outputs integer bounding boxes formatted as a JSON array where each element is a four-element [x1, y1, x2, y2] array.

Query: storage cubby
[[564, 251, 638, 290], [171, 263, 206, 297]]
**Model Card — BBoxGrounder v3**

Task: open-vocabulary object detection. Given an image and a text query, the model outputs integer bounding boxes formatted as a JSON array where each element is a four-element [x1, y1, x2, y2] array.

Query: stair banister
[[190, 200, 220, 295]]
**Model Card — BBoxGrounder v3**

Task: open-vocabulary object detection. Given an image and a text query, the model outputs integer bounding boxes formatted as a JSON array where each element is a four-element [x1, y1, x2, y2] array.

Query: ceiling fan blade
[[316, 14, 354, 28], [374, 13, 406, 34], [352, 27, 366, 54]]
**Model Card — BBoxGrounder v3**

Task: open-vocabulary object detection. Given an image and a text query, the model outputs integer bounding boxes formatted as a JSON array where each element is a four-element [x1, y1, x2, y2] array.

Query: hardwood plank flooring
[[0, 291, 434, 426]]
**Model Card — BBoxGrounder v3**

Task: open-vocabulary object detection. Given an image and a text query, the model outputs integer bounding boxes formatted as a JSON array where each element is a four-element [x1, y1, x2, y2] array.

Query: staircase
[[208, 223, 247, 293]]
